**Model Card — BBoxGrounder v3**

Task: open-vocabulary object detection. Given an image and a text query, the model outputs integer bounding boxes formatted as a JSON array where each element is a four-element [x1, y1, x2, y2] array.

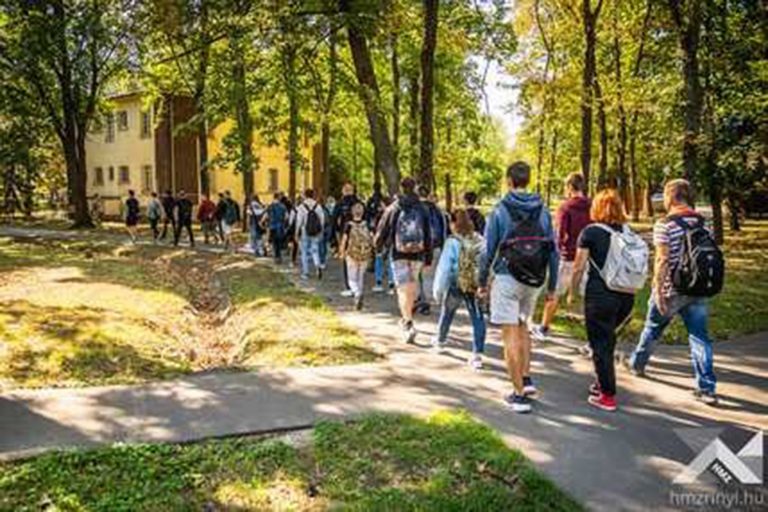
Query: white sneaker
[[468, 355, 483, 371], [430, 337, 447, 353], [372, 285, 384, 293], [400, 321, 416, 344], [529, 324, 549, 342], [340, 290, 354, 298]]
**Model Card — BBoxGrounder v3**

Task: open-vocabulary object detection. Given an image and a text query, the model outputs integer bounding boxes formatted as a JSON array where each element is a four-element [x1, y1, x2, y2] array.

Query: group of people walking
[[118, 160, 724, 416]]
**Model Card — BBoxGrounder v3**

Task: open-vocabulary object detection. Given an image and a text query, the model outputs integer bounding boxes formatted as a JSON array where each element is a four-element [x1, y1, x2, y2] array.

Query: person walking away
[[247, 194, 266, 256], [627, 179, 724, 405], [146, 192, 163, 243], [365, 182, 385, 227], [531, 173, 591, 342], [415, 185, 448, 315], [267, 193, 288, 263], [295, 189, 326, 280], [319, 197, 333, 267], [478, 162, 558, 414], [173, 190, 195, 247], [225, 190, 241, 226], [432, 208, 487, 370], [464, 191, 486, 235], [197, 195, 219, 245], [372, 196, 395, 293], [124, 190, 140, 244], [220, 193, 239, 252], [160, 190, 176, 241], [375, 177, 433, 344], [571, 189, 648, 411], [334, 182, 361, 297], [341, 202, 373, 310], [215, 193, 228, 241]]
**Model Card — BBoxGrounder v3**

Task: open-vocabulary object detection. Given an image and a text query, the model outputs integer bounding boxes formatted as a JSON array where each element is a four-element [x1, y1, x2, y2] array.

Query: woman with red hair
[[571, 189, 643, 411]]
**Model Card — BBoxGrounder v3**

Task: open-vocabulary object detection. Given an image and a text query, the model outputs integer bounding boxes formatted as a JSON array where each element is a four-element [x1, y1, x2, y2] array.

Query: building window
[[118, 166, 130, 184], [268, 168, 279, 192], [117, 110, 129, 131], [108, 166, 115, 182], [142, 165, 153, 191], [105, 114, 115, 142], [94, 167, 104, 186], [140, 111, 151, 139]]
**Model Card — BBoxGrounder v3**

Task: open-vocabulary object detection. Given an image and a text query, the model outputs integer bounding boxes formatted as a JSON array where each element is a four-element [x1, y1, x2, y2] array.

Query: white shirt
[[295, 199, 326, 238]]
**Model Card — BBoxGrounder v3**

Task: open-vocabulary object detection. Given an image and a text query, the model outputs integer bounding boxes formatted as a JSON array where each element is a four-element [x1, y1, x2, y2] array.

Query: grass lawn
[[0, 411, 581, 511], [550, 219, 768, 344], [0, 237, 376, 389]]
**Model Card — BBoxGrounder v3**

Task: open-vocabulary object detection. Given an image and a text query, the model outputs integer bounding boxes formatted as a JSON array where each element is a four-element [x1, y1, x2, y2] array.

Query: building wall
[[208, 120, 319, 205], [85, 94, 155, 215]]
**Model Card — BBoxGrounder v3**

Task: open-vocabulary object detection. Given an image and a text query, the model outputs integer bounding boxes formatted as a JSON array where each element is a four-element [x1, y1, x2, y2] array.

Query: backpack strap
[[667, 214, 704, 232]]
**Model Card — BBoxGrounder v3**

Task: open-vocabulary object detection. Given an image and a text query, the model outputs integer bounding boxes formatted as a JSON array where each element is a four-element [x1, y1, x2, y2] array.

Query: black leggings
[[585, 293, 635, 396]]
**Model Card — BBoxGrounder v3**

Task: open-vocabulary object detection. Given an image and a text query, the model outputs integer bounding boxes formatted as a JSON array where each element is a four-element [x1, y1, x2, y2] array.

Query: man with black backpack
[[478, 162, 558, 414], [296, 188, 326, 280], [375, 177, 433, 344], [627, 179, 723, 405]]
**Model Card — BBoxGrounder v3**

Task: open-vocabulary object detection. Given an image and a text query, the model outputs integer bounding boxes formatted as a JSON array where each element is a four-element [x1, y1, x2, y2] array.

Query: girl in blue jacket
[[432, 208, 487, 370]]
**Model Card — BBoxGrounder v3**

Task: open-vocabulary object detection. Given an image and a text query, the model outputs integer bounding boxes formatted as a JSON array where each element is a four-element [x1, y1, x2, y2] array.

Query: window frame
[[117, 110, 129, 131], [140, 111, 152, 139], [268, 168, 279, 192], [94, 167, 104, 186], [118, 165, 130, 185], [105, 114, 115, 142]]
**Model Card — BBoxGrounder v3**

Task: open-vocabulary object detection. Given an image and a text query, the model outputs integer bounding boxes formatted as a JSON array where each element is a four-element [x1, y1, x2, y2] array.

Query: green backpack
[[346, 222, 373, 262], [456, 235, 482, 294]]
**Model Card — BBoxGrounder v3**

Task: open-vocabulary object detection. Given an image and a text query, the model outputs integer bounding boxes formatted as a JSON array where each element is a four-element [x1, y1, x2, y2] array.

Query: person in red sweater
[[197, 195, 219, 245], [531, 173, 591, 341]]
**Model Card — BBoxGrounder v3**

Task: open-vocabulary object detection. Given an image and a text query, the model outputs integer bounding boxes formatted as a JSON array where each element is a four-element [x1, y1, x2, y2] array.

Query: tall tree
[[0, 0, 136, 226], [340, 0, 400, 194], [667, 0, 704, 182], [580, 0, 605, 189], [418, 0, 439, 187]]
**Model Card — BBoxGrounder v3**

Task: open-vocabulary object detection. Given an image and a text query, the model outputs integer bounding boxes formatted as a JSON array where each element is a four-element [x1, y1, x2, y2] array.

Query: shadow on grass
[[0, 301, 189, 388]]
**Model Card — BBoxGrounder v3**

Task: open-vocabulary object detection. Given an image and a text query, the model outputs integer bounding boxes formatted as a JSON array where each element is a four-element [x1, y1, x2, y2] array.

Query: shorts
[[126, 216, 138, 227], [391, 259, 423, 287], [221, 221, 234, 235], [555, 260, 587, 297], [490, 274, 542, 325]]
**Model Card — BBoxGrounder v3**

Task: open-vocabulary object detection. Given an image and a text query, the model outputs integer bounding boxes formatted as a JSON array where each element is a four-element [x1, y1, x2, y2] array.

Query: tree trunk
[[194, 2, 211, 197], [343, 8, 400, 195], [419, 0, 439, 188], [391, 32, 400, 164], [283, 43, 300, 199], [594, 78, 609, 188], [669, 0, 704, 182], [321, 120, 331, 197], [71, 134, 91, 227], [613, 16, 628, 201], [231, 28, 254, 201], [645, 176, 654, 219], [408, 72, 420, 176], [444, 173, 452, 212], [535, 117, 547, 195], [580, 0, 601, 189], [629, 113, 641, 221], [709, 180, 724, 244], [547, 130, 559, 207]]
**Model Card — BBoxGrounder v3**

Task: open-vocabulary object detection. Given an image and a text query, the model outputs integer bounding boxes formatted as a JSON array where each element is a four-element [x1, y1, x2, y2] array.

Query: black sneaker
[[317, 267, 323, 280], [503, 392, 532, 413], [354, 295, 363, 311], [693, 389, 719, 406]]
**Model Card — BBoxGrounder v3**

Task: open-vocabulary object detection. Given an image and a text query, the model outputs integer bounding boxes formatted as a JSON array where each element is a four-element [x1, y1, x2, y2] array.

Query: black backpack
[[499, 202, 553, 287], [670, 216, 724, 297], [305, 204, 323, 237]]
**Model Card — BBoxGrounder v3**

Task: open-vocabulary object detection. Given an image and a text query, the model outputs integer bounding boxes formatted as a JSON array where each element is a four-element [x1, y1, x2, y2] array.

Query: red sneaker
[[588, 392, 617, 412]]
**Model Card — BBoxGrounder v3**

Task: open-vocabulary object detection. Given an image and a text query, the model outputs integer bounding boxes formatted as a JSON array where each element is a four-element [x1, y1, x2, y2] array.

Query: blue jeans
[[319, 234, 329, 266], [374, 252, 394, 286], [629, 295, 717, 393], [249, 224, 264, 256], [436, 287, 486, 354], [300, 236, 322, 277]]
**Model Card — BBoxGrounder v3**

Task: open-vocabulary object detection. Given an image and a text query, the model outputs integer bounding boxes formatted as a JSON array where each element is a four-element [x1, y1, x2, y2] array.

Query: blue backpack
[[395, 206, 427, 254]]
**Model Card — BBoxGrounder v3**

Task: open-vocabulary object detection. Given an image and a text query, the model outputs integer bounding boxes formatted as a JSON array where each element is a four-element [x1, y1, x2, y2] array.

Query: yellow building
[[85, 92, 323, 215]]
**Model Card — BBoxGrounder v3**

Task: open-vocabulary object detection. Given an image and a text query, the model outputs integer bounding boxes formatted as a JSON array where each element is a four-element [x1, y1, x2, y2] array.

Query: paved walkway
[[1, 226, 766, 511]]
